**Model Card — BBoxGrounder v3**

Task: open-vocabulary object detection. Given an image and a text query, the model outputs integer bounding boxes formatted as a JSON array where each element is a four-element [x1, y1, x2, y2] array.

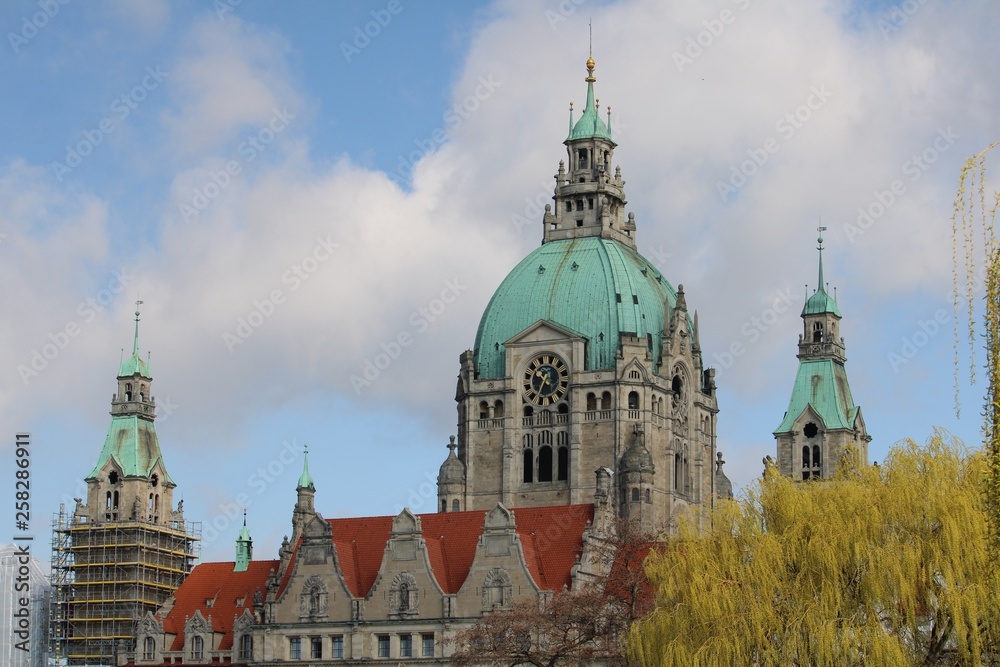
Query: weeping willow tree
[[628, 435, 1000, 666], [953, 142, 1000, 556]]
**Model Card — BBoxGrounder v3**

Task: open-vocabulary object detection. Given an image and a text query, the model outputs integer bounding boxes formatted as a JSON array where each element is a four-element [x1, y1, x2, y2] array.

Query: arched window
[[191, 636, 204, 661], [601, 391, 612, 410], [538, 446, 553, 482], [557, 447, 569, 481], [645, 488, 651, 503], [441, 499, 447, 512], [802, 445, 811, 468], [493, 400, 504, 418], [154, 494, 159, 511], [452, 499, 460, 512], [672, 375, 683, 408], [149, 493, 154, 510], [652, 395, 658, 414], [523, 405, 534, 418], [659, 397, 665, 414], [557, 402, 568, 414], [813, 445, 822, 476], [813, 322, 823, 343], [631, 487, 640, 502], [112, 491, 119, 510], [479, 401, 489, 419], [125, 383, 133, 401], [586, 393, 597, 411], [139, 384, 146, 402], [628, 391, 639, 410], [239, 634, 253, 660], [674, 450, 685, 493], [523, 449, 534, 483], [106, 491, 112, 510], [143, 636, 155, 660]]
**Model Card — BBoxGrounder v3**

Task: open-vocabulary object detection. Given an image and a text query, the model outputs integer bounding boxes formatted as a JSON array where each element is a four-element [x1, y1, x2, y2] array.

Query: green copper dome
[[118, 352, 152, 379], [474, 237, 680, 379], [802, 286, 842, 317]]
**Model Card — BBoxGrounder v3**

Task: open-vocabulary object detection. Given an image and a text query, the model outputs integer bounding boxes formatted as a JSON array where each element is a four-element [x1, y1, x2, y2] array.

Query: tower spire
[[297, 444, 315, 491], [816, 222, 827, 293], [133, 298, 143, 356]]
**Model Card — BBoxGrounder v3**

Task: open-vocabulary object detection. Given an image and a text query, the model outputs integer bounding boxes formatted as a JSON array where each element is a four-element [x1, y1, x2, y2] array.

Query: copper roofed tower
[[445, 57, 723, 532], [773, 228, 870, 479], [50, 304, 200, 666]]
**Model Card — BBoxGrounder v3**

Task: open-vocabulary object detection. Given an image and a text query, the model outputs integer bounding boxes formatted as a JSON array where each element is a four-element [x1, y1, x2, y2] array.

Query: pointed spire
[[133, 298, 143, 356], [802, 226, 842, 317], [816, 224, 826, 294], [567, 56, 612, 142], [235, 509, 253, 572], [297, 444, 315, 491]]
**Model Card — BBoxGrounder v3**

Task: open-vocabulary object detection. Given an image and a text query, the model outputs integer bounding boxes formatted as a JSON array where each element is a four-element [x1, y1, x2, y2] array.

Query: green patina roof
[[567, 78, 612, 142], [118, 351, 152, 379], [297, 447, 315, 490], [474, 237, 682, 379], [87, 414, 174, 483], [802, 286, 842, 317], [238, 522, 251, 543], [774, 358, 860, 434]]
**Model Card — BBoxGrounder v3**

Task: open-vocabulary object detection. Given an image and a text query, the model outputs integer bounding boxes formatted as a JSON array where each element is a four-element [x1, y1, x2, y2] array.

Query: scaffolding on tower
[[50, 503, 201, 666]]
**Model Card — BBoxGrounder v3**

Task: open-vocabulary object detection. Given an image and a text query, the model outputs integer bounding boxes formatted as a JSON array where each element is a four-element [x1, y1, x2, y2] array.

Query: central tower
[[439, 59, 724, 532]]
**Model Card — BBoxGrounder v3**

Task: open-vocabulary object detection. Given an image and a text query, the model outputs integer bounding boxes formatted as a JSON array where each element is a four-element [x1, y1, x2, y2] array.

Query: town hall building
[[52, 55, 867, 667]]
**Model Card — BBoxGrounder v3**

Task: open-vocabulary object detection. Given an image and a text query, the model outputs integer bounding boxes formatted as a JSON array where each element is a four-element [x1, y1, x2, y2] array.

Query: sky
[[1, 0, 998, 567]]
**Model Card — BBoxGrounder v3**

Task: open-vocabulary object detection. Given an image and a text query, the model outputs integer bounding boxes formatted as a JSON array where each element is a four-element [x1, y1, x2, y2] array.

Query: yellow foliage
[[952, 142, 1000, 557], [629, 434, 1000, 666]]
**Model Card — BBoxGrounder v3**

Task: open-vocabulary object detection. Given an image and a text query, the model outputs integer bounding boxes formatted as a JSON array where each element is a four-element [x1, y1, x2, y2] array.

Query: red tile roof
[[160, 560, 275, 652], [156, 504, 594, 658], [328, 504, 594, 596]]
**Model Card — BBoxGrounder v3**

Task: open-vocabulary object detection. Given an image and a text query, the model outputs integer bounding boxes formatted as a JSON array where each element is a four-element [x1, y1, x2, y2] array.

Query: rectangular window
[[400, 634, 412, 657], [289, 637, 301, 660], [331, 635, 344, 658], [311, 636, 322, 659], [377, 635, 390, 658], [422, 634, 435, 657]]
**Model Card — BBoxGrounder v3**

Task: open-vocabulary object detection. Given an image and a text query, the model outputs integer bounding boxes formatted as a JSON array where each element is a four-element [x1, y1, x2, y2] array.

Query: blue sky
[[1, 0, 998, 566]]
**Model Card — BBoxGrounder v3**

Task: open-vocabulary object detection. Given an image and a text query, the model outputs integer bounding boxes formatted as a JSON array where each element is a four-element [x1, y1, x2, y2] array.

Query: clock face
[[523, 354, 569, 405]]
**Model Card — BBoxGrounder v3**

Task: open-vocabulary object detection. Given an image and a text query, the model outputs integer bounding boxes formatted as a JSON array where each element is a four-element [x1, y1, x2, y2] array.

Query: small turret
[[437, 436, 466, 512], [235, 511, 253, 572]]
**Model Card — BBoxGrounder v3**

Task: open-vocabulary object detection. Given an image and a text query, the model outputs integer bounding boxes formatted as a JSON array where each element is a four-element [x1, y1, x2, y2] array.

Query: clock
[[522, 354, 569, 405]]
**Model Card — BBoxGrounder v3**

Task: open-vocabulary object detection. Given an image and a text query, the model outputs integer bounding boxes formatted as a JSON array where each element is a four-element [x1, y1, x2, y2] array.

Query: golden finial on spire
[[585, 57, 596, 82]]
